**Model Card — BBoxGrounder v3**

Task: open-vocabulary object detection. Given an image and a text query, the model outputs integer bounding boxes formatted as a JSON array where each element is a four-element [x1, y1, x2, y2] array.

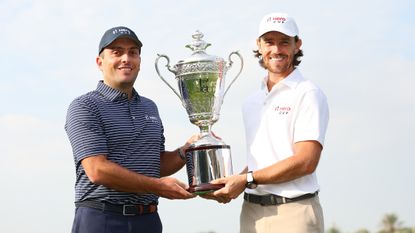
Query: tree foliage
[[324, 213, 413, 233]]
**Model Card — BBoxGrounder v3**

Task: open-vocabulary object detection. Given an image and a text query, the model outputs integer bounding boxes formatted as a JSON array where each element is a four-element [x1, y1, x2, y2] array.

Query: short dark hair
[[253, 36, 303, 69]]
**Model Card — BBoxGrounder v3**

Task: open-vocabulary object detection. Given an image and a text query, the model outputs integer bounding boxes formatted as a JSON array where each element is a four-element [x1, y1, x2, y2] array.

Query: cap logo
[[112, 28, 131, 35], [266, 16, 286, 24]]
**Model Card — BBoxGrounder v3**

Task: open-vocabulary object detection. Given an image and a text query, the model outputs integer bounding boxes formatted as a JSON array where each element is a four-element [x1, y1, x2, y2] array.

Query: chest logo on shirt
[[145, 115, 160, 123], [274, 106, 291, 115]]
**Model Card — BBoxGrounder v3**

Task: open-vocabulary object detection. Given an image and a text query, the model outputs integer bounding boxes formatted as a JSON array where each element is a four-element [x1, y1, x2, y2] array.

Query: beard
[[263, 56, 294, 75]]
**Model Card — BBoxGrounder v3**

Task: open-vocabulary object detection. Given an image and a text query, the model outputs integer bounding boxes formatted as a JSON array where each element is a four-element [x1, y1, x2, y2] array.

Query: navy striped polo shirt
[[65, 81, 165, 205]]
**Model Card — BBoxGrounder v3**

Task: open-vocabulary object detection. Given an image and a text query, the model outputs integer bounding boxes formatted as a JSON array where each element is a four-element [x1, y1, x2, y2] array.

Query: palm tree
[[355, 229, 370, 233], [379, 213, 402, 233], [326, 224, 341, 233]]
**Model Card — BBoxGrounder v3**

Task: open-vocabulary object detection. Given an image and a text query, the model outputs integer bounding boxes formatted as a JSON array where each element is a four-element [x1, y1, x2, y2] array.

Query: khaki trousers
[[240, 195, 324, 233]]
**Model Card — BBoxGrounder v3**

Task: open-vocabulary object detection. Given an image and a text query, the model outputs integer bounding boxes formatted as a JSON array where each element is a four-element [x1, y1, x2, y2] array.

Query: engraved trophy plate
[[155, 31, 243, 194]]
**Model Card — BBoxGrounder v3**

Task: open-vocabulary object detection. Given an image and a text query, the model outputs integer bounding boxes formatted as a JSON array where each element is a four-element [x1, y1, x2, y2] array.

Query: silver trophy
[[155, 30, 243, 194]]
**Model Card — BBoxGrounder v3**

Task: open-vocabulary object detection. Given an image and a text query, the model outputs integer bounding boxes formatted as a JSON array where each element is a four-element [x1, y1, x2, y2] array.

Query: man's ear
[[295, 39, 302, 52], [96, 56, 103, 71], [256, 38, 262, 52]]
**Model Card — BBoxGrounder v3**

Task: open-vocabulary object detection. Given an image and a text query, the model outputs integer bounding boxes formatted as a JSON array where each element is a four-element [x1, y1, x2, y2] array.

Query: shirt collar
[[261, 68, 304, 92], [280, 68, 303, 89], [96, 80, 140, 102]]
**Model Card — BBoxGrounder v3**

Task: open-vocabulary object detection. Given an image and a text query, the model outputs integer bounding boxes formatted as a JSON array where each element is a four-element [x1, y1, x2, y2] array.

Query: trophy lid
[[176, 30, 223, 64]]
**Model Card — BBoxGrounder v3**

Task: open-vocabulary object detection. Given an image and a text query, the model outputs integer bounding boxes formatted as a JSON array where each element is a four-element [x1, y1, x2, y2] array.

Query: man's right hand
[[155, 177, 196, 200]]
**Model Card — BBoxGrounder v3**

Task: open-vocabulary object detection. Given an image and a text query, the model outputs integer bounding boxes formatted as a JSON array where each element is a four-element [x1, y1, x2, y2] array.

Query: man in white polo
[[209, 12, 329, 233]]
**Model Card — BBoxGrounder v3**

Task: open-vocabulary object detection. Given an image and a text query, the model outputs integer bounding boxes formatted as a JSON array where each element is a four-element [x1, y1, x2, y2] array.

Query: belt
[[75, 200, 158, 216], [244, 192, 318, 206]]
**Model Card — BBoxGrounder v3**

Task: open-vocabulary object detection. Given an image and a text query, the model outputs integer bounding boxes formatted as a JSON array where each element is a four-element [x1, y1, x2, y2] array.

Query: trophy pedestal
[[185, 144, 233, 194], [188, 184, 225, 194]]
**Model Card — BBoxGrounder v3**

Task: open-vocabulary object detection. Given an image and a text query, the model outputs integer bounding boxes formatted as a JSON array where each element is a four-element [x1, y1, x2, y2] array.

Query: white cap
[[258, 12, 299, 38]]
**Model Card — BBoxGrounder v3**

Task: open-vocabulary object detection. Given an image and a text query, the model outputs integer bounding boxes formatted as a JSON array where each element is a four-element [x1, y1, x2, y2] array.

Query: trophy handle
[[224, 51, 244, 97], [155, 54, 181, 99]]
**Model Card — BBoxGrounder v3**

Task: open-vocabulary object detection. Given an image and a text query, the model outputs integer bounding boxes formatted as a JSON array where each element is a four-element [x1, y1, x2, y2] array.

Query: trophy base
[[185, 144, 233, 195], [188, 183, 225, 195]]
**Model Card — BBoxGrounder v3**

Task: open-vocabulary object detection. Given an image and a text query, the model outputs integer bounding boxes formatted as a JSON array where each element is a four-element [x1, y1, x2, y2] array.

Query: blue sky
[[1, 0, 414, 232]]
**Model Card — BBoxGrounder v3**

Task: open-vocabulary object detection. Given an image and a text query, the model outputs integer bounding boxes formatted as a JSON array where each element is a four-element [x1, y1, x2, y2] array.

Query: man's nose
[[270, 45, 280, 53], [121, 53, 131, 62]]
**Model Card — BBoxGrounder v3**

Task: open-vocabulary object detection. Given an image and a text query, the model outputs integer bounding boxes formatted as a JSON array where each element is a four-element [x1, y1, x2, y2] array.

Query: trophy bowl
[[155, 30, 243, 194]]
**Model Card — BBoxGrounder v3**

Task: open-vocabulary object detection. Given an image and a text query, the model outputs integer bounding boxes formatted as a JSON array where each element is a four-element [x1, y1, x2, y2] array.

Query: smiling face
[[96, 37, 141, 93], [257, 31, 302, 78]]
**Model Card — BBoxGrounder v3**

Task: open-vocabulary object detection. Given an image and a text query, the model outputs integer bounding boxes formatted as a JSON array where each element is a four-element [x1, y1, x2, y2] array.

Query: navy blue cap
[[98, 26, 143, 55]]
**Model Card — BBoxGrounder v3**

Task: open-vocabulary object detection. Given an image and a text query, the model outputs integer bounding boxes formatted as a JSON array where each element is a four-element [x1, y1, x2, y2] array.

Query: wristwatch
[[246, 171, 257, 189]]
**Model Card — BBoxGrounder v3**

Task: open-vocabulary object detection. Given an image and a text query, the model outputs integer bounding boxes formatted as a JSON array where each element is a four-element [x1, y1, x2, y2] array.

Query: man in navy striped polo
[[65, 26, 195, 233]]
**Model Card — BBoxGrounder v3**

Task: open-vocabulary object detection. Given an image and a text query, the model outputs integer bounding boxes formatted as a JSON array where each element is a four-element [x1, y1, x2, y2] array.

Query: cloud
[[0, 114, 72, 171], [0, 113, 74, 232]]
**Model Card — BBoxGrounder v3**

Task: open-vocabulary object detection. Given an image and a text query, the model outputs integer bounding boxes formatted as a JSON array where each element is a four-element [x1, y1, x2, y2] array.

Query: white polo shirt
[[242, 69, 329, 198]]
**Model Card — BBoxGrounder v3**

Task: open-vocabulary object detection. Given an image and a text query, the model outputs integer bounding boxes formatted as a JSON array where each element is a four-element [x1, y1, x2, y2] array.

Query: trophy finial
[[185, 30, 211, 53]]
